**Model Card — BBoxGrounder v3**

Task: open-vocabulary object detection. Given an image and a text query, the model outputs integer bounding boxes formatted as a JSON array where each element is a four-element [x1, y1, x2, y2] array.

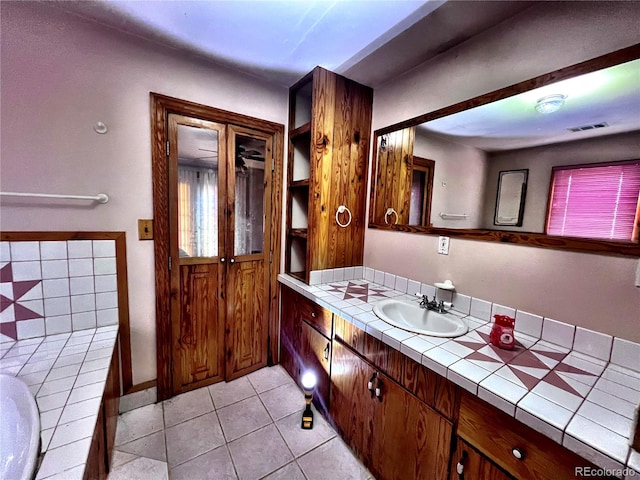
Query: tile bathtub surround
[[278, 271, 640, 475], [0, 325, 119, 479], [0, 240, 119, 341], [108, 366, 374, 480]]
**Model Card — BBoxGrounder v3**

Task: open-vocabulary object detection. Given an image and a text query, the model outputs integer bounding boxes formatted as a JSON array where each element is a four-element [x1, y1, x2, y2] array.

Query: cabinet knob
[[311, 312, 316, 318], [456, 450, 468, 479], [367, 372, 377, 395], [229, 258, 235, 264], [512, 447, 524, 460], [375, 379, 383, 401], [323, 343, 330, 361], [220, 257, 226, 263]]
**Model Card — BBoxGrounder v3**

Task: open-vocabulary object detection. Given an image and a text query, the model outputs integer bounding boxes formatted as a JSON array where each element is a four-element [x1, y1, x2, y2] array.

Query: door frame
[[151, 93, 284, 401]]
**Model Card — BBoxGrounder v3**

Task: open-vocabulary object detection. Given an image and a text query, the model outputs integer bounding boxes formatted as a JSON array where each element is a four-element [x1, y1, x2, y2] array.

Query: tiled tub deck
[[0, 325, 119, 479], [280, 270, 640, 477]]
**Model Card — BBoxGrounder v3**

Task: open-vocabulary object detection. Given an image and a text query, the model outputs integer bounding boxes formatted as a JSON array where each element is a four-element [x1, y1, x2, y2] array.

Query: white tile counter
[[0, 325, 119, 479], [279, 271, 640, 478]]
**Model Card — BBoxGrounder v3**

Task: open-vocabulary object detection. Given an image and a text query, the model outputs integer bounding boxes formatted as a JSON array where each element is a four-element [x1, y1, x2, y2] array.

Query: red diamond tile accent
[[509, 350, 550, 370], [508, 365, 542, 390], [14, 303, 42, 321], [0, 321, 17, 340], [554, 362, 597, 378], [467, 351, 501, 364], [0, 263, 13, 283], [531, 348, 567, 362], [542, 371, 583, 397], [0, 295, 12, 313], [13, 280, 40, 301]]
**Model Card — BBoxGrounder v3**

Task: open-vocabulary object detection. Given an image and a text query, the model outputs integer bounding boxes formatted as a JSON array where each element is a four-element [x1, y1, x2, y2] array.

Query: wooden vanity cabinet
[[330, 339, 453, 480], [280, 286, 332, 418], [456, 392, 616, 480], [284, 67, 373, 282], [84, 338, 120, 480]]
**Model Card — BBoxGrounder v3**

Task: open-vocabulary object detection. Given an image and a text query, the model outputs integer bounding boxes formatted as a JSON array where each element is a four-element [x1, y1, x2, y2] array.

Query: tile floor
[[108, 366, 374, 480]]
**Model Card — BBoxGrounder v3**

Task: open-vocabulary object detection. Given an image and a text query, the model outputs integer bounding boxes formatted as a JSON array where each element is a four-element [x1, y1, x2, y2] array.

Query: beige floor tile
[[246, 366, 293, 393], [208, 376, 257, 409], [163, 387, 214, 428], [217, 396, 271, 442], [227, 424, 293, 480], [107, 456, 169, 480], [115, 430, 166, 462], [109, 450, 138, 470], [275, 407, 336, 457], [261, 461, 306, 480], [170, 445, 237, 480], [298, 437, 372, 480], [114, 403, 164, 446], [118, 387, 157, 414], [165, 412, 225, 467], [260, 382, 305, 421]]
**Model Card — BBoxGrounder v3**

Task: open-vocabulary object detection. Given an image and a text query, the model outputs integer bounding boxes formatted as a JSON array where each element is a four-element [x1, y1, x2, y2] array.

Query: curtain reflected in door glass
[[235, 135, 266, 256], [177, 124, 219, 257]]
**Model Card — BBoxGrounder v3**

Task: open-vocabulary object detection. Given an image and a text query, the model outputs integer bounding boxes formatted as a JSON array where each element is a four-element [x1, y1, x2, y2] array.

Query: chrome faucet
[[418, 295, 451, 313]]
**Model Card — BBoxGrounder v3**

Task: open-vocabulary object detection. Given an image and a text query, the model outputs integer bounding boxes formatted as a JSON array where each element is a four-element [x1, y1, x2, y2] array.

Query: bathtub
[[0, 374, 40, 480]]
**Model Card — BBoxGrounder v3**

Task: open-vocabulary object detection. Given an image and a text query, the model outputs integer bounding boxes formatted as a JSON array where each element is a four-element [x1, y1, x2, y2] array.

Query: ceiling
[[419, 58, 640, 152], [52, 0, 533, 87]]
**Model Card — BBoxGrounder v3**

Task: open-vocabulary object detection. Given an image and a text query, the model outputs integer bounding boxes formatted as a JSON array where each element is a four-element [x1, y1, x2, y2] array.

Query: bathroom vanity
[[279, 277, 638, 479]]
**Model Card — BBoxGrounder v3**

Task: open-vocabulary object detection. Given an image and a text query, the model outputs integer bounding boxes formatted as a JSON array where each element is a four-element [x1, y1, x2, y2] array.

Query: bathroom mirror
[[494, 170, 528, 226], [369, 45, 640, 256]]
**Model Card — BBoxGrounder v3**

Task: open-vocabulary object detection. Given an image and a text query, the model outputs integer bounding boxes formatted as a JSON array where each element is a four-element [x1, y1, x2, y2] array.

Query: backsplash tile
[[0, 240, 119, 341], [573, 327, 613, 362], [470, 297, 492, 321], [610, 337, 640, 372], [515, 310, 543, 339], [541, 318, 576, 349]]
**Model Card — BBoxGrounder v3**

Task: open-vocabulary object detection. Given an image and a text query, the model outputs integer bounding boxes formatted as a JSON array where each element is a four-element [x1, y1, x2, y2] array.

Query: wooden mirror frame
[[368, 43, 640, 257]]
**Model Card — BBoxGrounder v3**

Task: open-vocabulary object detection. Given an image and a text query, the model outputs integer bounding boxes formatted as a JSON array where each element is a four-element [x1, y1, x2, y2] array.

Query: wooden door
[[372, 370, 453, 480], [450, 438, 514, 480], [224, 125, 272, 380], [329, 341, 376, 467], [299, 322, 331, 417], [169, 114, 227, 394]]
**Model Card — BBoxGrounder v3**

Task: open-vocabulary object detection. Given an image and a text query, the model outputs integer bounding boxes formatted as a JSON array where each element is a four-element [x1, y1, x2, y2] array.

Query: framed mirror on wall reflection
[[368, 44, 640, 257], [494, 169, 528, 227]]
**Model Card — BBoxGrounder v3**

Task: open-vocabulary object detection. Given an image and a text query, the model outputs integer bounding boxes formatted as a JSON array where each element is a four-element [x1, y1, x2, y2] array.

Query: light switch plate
[[438, 236, 450, 255], [138, 219, 154, 240]]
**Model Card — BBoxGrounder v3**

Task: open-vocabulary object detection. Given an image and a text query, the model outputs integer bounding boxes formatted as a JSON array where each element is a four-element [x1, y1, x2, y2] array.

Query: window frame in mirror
[[368, 43, 640, 257], [494, 169, 528, 227]]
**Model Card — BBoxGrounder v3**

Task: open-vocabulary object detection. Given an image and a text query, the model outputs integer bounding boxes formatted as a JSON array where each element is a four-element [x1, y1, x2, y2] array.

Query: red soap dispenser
[[490, 315, 516, 350]]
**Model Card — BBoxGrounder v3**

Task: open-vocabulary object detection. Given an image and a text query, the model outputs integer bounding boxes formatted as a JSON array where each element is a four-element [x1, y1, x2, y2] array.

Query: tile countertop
[[0, 325, 119, 480], [278, 273, 640, 478]]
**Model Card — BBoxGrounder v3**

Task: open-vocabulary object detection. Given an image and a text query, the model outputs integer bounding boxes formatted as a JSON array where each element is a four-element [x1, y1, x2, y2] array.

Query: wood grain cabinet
[[284, 67, 373, 282], [83, 341, 120, 480], [330, 339, 453, 480], [280, 286, 332, 418], [456, 392, 615, 480]]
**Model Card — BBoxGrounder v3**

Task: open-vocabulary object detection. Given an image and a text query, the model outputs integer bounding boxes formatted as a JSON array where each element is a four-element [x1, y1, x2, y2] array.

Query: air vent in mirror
[[567, 122, 609, 132]]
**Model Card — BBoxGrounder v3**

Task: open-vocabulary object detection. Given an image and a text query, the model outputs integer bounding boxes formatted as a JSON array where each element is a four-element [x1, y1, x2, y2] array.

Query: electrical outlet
[[438, 236, 450, 255]]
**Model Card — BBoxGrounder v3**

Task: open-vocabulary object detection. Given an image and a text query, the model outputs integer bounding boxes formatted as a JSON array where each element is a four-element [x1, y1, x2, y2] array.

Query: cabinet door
[[330, 340, 376, 467], [279, 286, 301, 381], [372, 370, 453, 480], [300, 321, 331, 418], [450, 438, 514, 480]]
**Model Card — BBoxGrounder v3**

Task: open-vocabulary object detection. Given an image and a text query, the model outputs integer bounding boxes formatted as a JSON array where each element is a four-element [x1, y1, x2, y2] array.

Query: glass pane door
[[176, 124, 222, 258], [233, 134, 267, 257]]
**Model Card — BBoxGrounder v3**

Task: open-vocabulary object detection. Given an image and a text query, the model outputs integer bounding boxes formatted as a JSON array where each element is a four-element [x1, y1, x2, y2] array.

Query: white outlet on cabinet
[[438, 236, 450, 255]]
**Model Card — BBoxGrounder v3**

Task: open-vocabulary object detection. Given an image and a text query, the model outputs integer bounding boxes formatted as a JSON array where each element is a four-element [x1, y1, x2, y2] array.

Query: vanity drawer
[[457, 393, 614, 480], [296, 294, 333, 338]]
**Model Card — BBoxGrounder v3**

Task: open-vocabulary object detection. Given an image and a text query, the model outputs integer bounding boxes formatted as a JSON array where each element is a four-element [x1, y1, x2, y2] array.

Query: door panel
[[175, 263, 224, 391], [169, 114, 227, 395], [225, 126, 272, 380], [226, 259, 266, 379]]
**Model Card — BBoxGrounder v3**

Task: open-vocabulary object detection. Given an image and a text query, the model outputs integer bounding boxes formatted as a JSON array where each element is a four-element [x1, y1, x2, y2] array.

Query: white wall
[[367, 1, 640, 342], [0, 2, 288, 384], [414, 130, 487, 228]]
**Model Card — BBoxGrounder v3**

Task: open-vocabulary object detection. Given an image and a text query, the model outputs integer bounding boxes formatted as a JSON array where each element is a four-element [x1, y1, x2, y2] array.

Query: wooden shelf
[[289, 179, 310, 188], [290, 122, 311, 139], [290, 228, 308, 239]]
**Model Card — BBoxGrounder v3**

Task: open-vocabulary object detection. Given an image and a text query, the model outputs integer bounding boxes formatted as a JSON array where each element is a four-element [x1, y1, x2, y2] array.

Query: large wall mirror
[[369, 45, 640, 256]]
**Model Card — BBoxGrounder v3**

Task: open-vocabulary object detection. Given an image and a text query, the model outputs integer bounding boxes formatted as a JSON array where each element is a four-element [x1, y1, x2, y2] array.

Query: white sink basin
[[373, 299, 468, 337]]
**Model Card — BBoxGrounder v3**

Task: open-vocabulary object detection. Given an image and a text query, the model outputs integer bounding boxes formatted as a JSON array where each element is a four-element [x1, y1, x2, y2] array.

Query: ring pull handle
[[384, 208, 398, 225], [335, 205, 352, 228]]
